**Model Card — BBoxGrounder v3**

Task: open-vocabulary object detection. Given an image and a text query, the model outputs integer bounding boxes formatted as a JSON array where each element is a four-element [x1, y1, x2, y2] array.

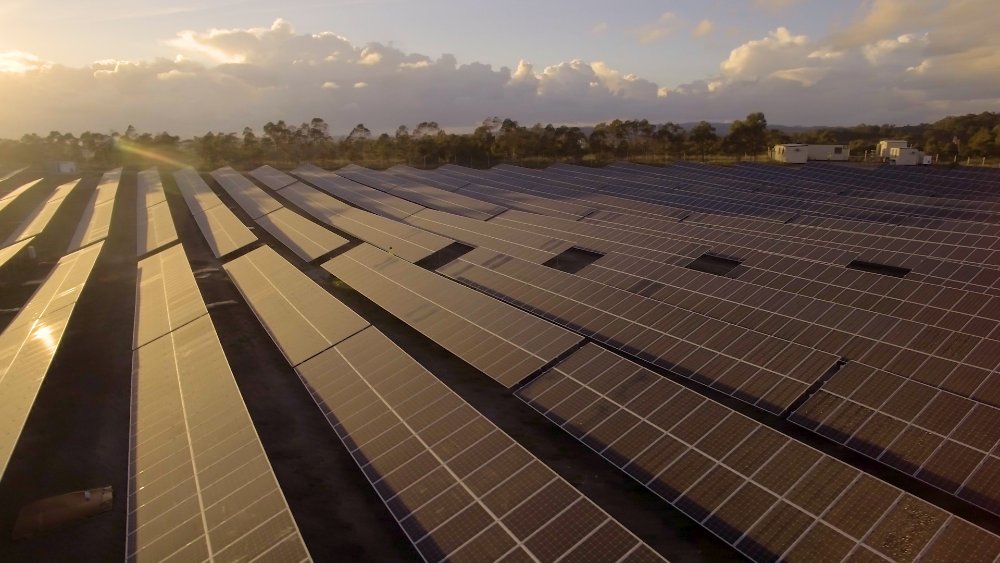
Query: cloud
[[634, 12, 679, 44], [0, 9, 998, 138], [592, 22, 608, 36], [0, 51, 51, 73], [692, 19, 714, 39]]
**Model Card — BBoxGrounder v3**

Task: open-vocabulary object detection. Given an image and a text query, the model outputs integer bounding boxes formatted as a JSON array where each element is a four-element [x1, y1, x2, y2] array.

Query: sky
[[0, 0, 997, 137]]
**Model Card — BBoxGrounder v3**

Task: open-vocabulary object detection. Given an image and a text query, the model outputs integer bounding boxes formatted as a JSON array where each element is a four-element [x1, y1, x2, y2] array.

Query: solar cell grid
[[210, 166, 283, 219], [322, 243, 582, 387], [295, 326, 660, 562], [136, 200, 178, 257], [439, 247, 837, 413], [254, 207, 348, 261], [293, 163, 425, 221], [404, 208, 574, 264], [127, 315, 309, 562], [792, 363, 1000, 516], [223, 245, 370, 366], [133, 243, 208, 349], [278, 180, 453, 262], [249, 164, 297, 191], [333, 165, 507, 220], [518, 343, 1000, 562], [173, 169, 257, 258]]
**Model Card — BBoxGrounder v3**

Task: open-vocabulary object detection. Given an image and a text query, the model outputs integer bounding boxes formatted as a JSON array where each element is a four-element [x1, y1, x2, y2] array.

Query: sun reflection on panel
[[32, 323, 55, 353]]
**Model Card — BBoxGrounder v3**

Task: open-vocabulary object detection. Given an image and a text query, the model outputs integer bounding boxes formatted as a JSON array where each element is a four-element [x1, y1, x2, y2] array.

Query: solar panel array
[[520, 344, 1000, 562], [222, 241, 661, 561], [5, 160, 1000, 562], [298, 327, 662, 562], [128, 239, 309, 561], [209, 166, 348, 260], [323, 244, 583, 387], [277, 180, 453, 262]]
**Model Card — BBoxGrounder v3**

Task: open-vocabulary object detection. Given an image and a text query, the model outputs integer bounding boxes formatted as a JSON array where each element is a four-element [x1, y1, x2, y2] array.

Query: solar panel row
[[209, 166, 349, 261], [336, 165, 507, 220], [0, 178, 44, 215], [277, 180, 453, 263], [224, 245, 370, 366], [174, 168, 257, 259], [792, 365, 1000, 516], [438, 248, 838, 413], [220, 238, 662, 561], [137, 168, 178, 257], [128, 245, 309, 561], [0, 242, 103, 480], [546, 164, 1000, 291], [519, 343, 1000, 563], [404, 208, 575, 264], [323, 243, 583, 388], [297, 326, 663, 562], [294, 163, 425, 221], [2, 179, 80, 246], [68, 168, 122, 252]]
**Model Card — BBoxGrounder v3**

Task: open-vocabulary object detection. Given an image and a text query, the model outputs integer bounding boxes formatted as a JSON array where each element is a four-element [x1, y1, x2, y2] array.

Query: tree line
[[2, 111, 999, 170]]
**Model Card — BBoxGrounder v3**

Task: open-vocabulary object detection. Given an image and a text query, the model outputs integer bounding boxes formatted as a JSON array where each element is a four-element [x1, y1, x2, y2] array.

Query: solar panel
[[279, 181, 452, 263], [210, 166, 282, 219], [128, 315, 310, 562], [133, 243, 208, 349], [174, 168, 224, 214], [189, 205, 257, 259], [404, 208, 575, 264], [295, 326, 661, 561], [136, 201, 178, 257], [336, 166, 507, 220], [322, 244, 583, 387], [224, 245, 370, 366], [518, 343, 1000, 562], [172, 168, 257, 258], [0, 237, 33, 271], [293, 164, 425, 221], [0, 178, 44, 214], [0, 242, 103, 480], [67, 169, 122, 252], [791, 364, 1000, 516], [249, 165, 297, 191], [254, 207, 348, 261], [137, 168, 166, 209], [439, 248, 836, 412], [2, 179, 81, 246]]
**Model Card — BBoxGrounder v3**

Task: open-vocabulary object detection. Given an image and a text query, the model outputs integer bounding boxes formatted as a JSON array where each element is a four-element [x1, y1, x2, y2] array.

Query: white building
[[805, 145, 849, 161], [772, 144, 808, 163], [877, 140, 908, 159], [888, 147, 925, 166], [772, 144, 849, 163]]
